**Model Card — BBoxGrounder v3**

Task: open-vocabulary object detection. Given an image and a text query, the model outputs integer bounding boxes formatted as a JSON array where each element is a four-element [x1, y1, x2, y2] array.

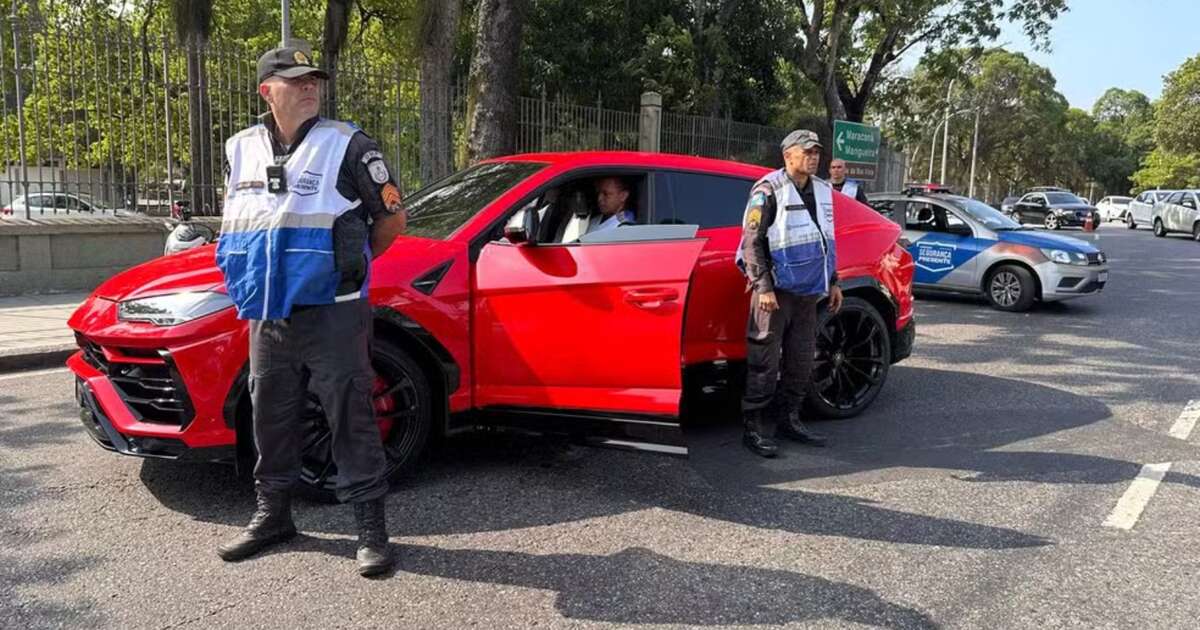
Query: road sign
[[833, 120, 881, 182]]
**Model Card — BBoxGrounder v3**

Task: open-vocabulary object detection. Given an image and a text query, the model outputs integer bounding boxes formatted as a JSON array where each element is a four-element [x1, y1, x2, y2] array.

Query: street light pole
[[940, 79, 955, 184], [968, 106, 981, 198], [927, 123, 939, 182], [281, 0, 291, 47]]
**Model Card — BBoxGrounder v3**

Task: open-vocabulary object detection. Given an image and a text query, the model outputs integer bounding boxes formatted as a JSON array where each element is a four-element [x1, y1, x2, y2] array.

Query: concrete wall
[[0, 217, 221, 296]]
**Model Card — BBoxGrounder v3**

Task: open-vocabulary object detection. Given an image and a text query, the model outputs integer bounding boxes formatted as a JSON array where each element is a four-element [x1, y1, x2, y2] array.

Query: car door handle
[[625, 288, 679, 309]]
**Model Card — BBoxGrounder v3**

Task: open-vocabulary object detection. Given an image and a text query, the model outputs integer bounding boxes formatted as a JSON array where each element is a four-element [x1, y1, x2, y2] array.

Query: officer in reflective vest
[[736, 130, 844, 458], [829, 158, 870, 205], [214, 43, 407, 577]]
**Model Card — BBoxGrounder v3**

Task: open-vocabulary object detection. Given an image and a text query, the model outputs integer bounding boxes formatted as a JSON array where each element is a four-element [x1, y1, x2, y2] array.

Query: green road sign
[[833, 120, 880, 182]]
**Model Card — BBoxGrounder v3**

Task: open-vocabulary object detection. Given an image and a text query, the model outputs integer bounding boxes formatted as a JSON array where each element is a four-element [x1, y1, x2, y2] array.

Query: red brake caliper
[[373, 375, 395, 439]]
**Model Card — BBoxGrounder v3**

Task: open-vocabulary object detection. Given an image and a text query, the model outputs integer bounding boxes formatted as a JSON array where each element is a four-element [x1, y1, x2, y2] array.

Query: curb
[[0, 345, 76, 374]]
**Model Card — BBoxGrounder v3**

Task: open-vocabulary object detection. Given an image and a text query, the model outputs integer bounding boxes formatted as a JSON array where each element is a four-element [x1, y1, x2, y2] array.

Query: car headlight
[[1039, 248, 1088, 265], [117, 291, 234, 326]]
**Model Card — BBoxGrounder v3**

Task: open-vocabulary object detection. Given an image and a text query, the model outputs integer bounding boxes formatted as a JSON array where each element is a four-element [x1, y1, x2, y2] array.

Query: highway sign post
[[833, 120, 881, 182]]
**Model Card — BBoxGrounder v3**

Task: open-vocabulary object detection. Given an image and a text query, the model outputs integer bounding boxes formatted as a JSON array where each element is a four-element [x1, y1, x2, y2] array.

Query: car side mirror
[[504, 207, 541, 246]]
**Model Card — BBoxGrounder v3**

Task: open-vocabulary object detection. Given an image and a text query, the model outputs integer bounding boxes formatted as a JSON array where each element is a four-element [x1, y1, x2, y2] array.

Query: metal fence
[[2, 9, 907, 220]]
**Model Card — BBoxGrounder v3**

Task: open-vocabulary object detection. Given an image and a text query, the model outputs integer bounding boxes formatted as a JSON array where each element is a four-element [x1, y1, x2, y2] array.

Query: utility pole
[[927, 123, 939, 183], [968, 106, 981, 198], [281, 0, 291, 47], [940, 79, 955, 184]]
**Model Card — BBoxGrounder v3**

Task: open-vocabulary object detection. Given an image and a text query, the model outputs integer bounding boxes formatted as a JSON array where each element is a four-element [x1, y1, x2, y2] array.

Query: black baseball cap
[[257, 43, 329, 84]]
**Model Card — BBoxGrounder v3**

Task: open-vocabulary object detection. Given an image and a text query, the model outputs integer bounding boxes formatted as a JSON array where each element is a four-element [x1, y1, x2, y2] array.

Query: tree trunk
[[419, 0, 461, 183], [467, 0, 525, 163], [184, 36, 216, 214], [322, 0, 351, 119]]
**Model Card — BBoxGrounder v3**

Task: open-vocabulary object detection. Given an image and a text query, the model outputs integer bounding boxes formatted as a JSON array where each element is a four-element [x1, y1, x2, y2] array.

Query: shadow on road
[[399, 545, 939, 628]]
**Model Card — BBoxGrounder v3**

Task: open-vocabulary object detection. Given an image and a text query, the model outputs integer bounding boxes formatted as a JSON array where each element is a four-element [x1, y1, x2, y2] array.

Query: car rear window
[[654, 171, 754, 228], [403, 161, 546, 240]]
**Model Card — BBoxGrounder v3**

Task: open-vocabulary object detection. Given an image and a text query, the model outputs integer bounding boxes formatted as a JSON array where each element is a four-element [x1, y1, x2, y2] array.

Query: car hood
[[996, 230, 1098, 253], [90, 236, 456, 302]]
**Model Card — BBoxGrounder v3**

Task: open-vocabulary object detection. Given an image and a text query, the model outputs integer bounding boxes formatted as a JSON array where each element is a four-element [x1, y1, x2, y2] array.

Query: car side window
[[1183, 194, 1197, 210], [1167, 192, 1184, 204], [870, 199, 902, 219], [654, 171, 753, 228]]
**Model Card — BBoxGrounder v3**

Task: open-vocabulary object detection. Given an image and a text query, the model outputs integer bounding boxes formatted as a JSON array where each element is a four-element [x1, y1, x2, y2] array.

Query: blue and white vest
[[756, 169, 837, 296], [841, 179, 859, 199], [216, 119, 362, 320]]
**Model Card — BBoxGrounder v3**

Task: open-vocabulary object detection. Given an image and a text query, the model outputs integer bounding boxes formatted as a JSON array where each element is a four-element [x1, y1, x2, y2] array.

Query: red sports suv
[[68, 152, 915, 501]]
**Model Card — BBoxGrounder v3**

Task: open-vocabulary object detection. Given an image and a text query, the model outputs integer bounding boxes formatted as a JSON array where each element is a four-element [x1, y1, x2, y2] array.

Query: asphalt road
[[3, 222, 1199, 629]]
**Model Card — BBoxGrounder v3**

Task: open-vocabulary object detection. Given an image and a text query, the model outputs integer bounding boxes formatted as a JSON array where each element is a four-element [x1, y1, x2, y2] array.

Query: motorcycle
[[163, 200, 217, 255]]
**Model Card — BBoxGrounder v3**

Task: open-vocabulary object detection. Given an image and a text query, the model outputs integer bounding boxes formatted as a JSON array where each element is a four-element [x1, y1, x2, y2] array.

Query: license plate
[[1099, 271, 1108, 282]]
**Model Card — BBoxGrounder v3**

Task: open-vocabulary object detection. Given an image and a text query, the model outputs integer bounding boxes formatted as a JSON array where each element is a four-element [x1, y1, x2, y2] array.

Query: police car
[[870, 190, 1108, 311]]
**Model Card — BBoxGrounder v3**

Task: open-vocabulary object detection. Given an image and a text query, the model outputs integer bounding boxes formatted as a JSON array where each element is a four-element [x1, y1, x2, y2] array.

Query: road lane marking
[[1168, 400, 1200, 440], [1103, 401, 1200, 531], [1103, 462, 1172, 530], [0, 366, 71, 382]]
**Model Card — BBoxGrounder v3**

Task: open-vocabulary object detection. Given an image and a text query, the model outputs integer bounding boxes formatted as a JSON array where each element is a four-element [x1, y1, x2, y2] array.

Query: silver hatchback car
[[1150, 190, 1200, 240]]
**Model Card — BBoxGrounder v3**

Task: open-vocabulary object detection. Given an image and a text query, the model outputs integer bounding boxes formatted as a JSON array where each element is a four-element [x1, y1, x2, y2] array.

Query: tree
[[322, 0, 352, 118], [171, 0, 216, 214], [1133, 53, 1200, 190], [788, 0, 1066, 153], [417, 0, 461, 183], [466, 0, 525, 162]]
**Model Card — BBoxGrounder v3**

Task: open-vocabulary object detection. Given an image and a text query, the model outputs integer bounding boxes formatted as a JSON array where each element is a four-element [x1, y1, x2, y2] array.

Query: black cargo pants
[[742, 290, 820, 417], [248, 298, 388, 504]]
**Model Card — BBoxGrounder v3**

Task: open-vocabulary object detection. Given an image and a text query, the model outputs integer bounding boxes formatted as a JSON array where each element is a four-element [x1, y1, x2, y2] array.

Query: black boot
[[742, 409, 779, 458], [354, 499, 393, 577], [777, 410, 828, 446], [217, 491, 297, 562]]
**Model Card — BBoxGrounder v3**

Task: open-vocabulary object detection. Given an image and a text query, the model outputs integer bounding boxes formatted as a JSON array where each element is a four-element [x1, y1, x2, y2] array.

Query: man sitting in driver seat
[[588, 176, 635, 233]]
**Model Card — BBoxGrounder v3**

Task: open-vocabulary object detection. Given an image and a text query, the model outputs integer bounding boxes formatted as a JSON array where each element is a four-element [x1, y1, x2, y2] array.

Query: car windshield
[[1045, 192, 1082, 204], [945, 196, 1023, 230], [1154, 191, 1173, 200], [403, 161, 547, 240]]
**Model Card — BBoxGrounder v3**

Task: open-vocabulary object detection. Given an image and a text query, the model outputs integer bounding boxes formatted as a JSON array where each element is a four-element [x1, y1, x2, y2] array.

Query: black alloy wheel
[[1153, 218, 1166, 237], [806, 297, 891, 419], [986, 264, 1037, 312], [296, 339, 432, 503], [1127, 213, 1137, 229]]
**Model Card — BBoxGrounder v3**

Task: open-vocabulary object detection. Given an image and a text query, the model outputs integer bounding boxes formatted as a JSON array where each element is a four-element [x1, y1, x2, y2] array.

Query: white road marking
[[0, 366, 71, 382], [1168, 400, 1200, 440], [1103, 401, 1200, 531], [1103, 462, 1172, 530]]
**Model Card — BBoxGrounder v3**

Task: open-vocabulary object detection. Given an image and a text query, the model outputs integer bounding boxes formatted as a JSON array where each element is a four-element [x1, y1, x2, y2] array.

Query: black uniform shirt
[[739, 175, 838, 294]]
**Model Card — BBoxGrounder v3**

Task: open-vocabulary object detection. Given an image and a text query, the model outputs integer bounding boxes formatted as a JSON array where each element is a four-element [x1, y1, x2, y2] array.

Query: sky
[[995, 0, 1200, 111]]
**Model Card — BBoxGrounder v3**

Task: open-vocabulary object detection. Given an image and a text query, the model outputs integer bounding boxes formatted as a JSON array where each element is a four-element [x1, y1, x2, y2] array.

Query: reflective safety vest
[[841, 179, 859, 199], [759, 169, 837, 296], [216, 119, 362, 320]]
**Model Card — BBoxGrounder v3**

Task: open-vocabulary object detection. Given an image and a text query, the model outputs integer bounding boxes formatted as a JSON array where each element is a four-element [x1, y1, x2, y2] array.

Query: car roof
[[485, 151, 771, 180]]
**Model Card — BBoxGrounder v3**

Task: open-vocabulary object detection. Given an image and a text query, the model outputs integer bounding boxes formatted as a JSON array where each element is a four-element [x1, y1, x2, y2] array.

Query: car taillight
[[1, 206, 11, 215]]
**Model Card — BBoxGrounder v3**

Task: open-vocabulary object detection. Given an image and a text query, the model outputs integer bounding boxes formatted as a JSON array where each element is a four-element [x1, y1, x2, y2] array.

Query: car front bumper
[[66, 295, 247, 458], [1037, 262, 1109, 301]]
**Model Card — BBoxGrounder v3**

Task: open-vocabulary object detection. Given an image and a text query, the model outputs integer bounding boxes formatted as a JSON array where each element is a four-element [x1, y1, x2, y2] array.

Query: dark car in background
[[1010, 191, 1099, 230]]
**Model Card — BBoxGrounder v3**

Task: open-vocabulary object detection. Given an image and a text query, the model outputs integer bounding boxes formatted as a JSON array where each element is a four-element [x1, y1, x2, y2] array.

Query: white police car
[[870, 191, 1109, 311]]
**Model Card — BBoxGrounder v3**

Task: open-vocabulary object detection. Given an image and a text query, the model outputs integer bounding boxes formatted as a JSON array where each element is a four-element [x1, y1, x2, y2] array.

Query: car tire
[[1153, 218, 1166, 238], [295, 338, 433, 503], [1127, 214, 1137, 229], [1044, 214, 1060, 230], [986, 264, 1037, 312], [1193, 222, 1200, 242], [806, 296, 891, 420]]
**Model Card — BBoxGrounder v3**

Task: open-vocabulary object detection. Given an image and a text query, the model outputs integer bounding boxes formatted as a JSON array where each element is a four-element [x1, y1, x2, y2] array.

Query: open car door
[[473, 224, 705, 455]]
